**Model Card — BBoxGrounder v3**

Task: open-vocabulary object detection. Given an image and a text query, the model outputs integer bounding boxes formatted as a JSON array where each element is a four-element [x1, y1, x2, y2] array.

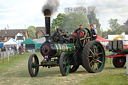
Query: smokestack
[[42, 0, 60, 40], [44, 9, 51, 36]]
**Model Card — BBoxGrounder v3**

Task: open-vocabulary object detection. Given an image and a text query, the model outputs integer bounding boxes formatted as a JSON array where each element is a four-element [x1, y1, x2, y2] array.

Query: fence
[[0, 50, 15, 59]]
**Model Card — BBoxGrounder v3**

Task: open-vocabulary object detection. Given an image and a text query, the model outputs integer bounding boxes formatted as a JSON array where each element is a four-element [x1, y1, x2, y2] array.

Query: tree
[[27, 26, 36, 38], [51, 13, 67, 33], [108, 19, 120, 32], [51, 6, 89, 33], [124, 20, 128, 33], [87, 6, 102, 36], [63, 12, 89, 33], [63, 6, 89, 33]]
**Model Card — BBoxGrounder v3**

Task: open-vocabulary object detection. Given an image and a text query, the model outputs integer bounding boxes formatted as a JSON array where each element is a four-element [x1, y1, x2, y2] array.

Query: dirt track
[[0, 53, 126, 85]]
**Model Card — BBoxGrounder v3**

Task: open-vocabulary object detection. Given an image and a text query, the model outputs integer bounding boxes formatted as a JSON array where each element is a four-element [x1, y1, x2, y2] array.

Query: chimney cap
[[44, 9, 51, 17]]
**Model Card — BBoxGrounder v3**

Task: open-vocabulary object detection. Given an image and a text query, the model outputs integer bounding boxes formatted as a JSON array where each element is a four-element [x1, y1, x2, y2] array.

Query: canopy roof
[[4, 38, 21, 46], [96, 35, 109, 42], [21, 38, 37, 44]]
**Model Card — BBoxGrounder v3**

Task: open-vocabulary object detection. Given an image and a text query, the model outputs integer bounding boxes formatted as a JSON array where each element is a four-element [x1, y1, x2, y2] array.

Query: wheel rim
[[88, 42, 105, 72], [78, 28, 92, 48], [31, 56, 39, 76], [28, 54, 39, 77], [63, 54, 70, 75]]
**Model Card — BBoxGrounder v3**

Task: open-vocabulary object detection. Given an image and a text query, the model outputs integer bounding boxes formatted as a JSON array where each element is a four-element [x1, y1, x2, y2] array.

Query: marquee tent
[[4, 38, 21, 49], [21, 38, 37, 52]]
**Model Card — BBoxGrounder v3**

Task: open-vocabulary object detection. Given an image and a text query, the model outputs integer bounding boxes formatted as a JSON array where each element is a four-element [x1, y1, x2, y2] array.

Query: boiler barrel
[[41, 42, 76, 57]]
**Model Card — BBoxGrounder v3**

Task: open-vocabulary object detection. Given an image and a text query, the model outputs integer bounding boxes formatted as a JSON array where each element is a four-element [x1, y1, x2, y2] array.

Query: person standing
[[90, 24, 97, 40]]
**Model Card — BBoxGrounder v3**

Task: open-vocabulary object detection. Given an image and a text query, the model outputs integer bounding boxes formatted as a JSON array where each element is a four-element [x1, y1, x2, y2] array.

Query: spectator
[[18, 46, 22, 55], [90, 24, 98, 40], [14, 46, 17, 55]]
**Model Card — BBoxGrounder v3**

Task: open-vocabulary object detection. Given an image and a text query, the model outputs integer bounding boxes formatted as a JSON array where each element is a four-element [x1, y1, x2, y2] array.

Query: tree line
[[51, 6, 102, 36], [27, 6, 128, 38]]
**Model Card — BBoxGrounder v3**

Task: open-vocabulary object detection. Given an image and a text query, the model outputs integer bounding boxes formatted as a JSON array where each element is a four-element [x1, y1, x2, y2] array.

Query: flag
[[7, 24, 9, 28]]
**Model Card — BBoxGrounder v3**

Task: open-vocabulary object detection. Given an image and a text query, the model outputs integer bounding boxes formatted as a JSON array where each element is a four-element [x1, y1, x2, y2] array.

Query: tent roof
[[96, 35, 109, 41], [4, 38, 21, 45], [35, 37, 46, 43], [21, 38, 37, 44]]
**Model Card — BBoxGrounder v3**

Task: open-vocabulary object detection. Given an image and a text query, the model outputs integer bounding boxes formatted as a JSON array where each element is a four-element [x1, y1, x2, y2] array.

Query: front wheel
[[28, 54, 39, 77], [59, 52, 70, 76]]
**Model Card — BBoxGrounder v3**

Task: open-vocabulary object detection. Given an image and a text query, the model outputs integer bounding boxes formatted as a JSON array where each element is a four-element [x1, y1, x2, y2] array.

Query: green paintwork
[[54, 43, 75, 56], [94, 42, 105, 72], [109, 40, 128, 52], [65, 54, 70, 75]]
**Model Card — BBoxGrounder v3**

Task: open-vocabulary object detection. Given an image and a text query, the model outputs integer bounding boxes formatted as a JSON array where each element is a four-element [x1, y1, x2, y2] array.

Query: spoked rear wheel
[[28, 54, 39, 77], [82, 41, 105, 73], [59, 52, 70, 76]]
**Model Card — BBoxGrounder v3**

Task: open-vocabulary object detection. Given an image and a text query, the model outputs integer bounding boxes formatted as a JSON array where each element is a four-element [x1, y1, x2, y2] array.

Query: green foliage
[[113, 25, 124, 34], [63, 13, 89, 33], [51, 13, 67, 33], [106, 19, 124, 35], [108, 19, 120, 32], [51, 6, 102, 36], [51, 7, 89, 33], [27, 26, 36, 38]]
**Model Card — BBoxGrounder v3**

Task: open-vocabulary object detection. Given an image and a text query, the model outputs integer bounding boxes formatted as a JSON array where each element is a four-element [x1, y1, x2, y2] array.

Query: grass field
[[0, 52, 128, 85]]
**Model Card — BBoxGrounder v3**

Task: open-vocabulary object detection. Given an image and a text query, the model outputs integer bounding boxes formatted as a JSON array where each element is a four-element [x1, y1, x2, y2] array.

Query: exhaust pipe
[[44, 9, 51, 39]]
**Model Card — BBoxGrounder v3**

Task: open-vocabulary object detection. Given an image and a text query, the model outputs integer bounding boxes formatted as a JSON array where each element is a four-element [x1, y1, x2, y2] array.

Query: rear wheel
[[28, 54, 39, 77], [82, 41, 105, 73], [59, 52, 70, 76], [113, 57, 126, 68]]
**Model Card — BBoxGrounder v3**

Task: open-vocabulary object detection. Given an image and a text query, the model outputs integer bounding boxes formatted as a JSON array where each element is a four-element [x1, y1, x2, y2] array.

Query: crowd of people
[[0, 46, 24, 55]]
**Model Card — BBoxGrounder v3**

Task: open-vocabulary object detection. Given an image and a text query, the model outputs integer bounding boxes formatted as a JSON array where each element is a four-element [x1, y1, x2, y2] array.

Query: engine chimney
[[44, 9, 51, 37]]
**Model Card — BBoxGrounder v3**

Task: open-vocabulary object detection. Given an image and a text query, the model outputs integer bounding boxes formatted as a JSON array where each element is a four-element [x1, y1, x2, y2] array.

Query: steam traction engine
[[28, 9, 106, 77]]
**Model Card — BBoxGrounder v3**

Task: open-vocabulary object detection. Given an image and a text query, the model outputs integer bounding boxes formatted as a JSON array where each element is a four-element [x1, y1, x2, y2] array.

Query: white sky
[[0, 0, 128, 31]]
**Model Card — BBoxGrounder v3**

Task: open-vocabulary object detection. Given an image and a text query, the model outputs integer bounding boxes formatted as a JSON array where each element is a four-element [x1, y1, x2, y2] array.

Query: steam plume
[[42, 0, 60, 15]]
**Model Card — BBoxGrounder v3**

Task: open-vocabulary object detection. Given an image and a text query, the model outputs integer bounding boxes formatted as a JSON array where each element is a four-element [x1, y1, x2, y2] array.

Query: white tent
[[4, 38, 21, 49]]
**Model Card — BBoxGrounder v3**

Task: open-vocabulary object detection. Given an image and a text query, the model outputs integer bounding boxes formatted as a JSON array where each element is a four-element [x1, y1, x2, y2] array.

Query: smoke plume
[[42, 0, 60, 15]]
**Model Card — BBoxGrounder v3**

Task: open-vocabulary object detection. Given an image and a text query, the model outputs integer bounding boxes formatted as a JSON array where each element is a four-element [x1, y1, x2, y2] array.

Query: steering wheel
[[78, 28, 92, 48]]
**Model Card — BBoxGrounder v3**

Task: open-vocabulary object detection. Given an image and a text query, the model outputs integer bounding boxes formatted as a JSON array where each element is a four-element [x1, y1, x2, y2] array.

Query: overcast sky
[[0, 0, 128, 31]]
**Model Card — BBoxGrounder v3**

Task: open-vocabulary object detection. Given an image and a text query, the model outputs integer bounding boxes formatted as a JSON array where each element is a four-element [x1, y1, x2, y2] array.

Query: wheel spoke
[[89, 49, 94, 55], [96, 59, 102, 63], [83, 40, 86, 46], [80, 37, 85, 40], [97, 52, 102, 55]]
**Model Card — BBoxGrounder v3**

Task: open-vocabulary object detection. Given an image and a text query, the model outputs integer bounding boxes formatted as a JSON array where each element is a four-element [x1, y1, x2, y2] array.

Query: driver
[[74, 25, 83, 35], [74, 25, 85, 38]]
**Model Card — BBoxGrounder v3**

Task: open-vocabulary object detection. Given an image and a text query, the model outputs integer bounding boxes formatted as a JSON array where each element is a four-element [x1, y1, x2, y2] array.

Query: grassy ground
[[0, 52, 127, 85]]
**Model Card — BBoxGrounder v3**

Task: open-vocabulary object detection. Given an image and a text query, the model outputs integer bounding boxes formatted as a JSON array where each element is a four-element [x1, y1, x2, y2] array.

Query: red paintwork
[[106, 54, 126, 58]]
